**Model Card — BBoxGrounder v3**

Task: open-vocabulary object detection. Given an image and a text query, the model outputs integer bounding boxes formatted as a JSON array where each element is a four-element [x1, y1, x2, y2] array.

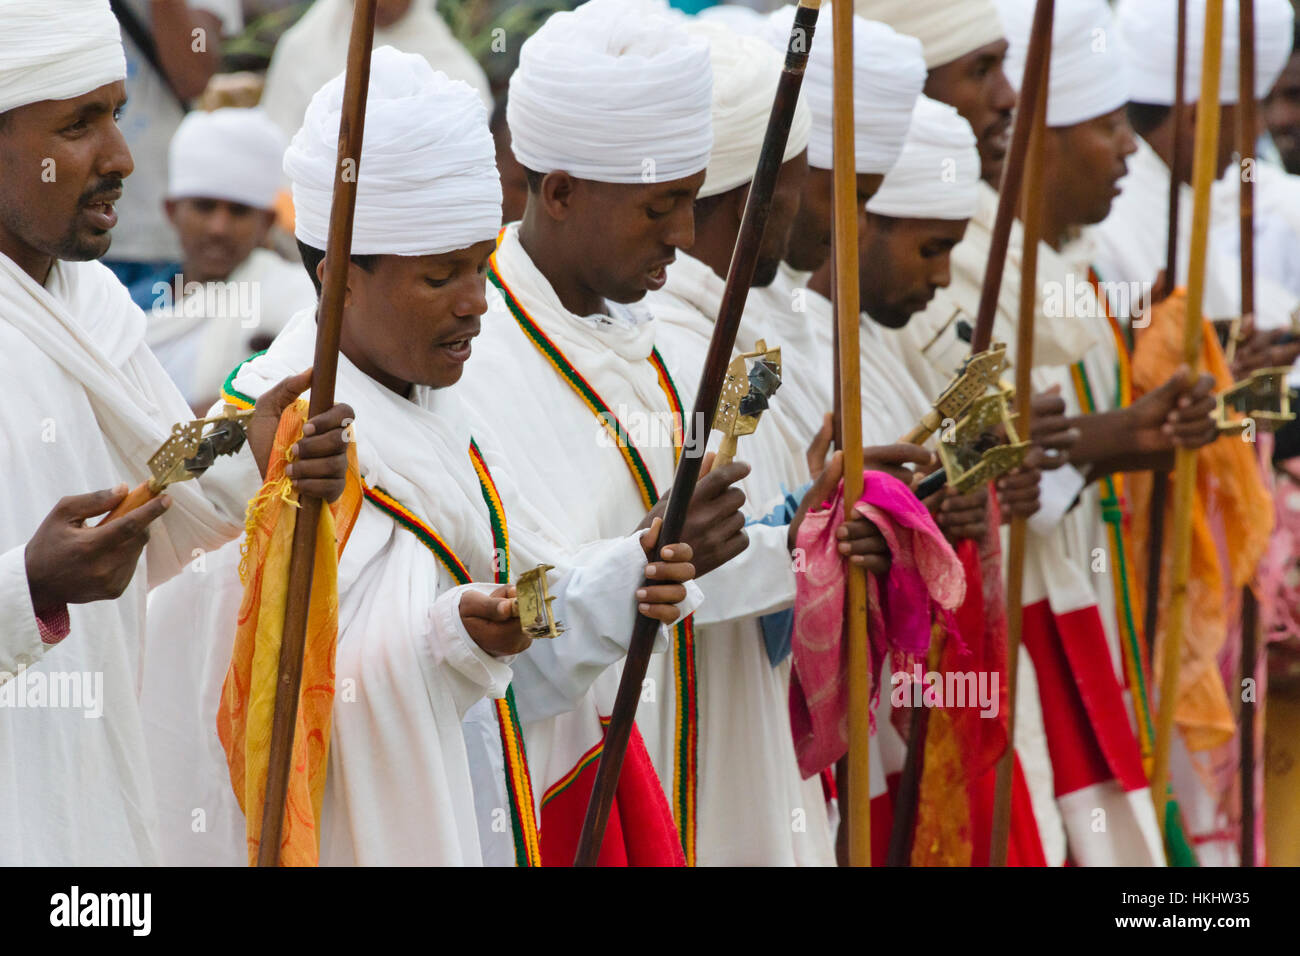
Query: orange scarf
[[1125, 291, 1273, 752], [217, 399, 361, 866]]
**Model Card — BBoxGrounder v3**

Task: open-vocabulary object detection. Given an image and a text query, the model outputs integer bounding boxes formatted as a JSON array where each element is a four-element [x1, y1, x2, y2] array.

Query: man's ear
[[163, 198, 179, 225], [540, 170, 576, 221], [315, 256, 356, 307]]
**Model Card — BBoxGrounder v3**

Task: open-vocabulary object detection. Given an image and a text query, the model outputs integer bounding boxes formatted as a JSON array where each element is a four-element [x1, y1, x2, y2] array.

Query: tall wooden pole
[[573, 0, 822, 865], [989, 38, 1050, 868], [1237, 0, 1259, 869], [1144, 0, 1189, 672], [256, 0, 377, 867], [829, 0, 870, 867], [1150, 0, 1225, 839]]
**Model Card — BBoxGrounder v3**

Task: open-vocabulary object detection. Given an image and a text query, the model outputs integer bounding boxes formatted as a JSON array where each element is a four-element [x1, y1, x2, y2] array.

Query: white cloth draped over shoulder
[[142, 305, 690, 865], [0, 253, 248, 864], [649, 251, 837, 865]]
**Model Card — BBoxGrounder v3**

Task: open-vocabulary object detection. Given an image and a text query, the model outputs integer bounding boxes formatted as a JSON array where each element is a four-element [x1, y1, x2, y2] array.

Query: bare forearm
[[149, 3, 222, 100]]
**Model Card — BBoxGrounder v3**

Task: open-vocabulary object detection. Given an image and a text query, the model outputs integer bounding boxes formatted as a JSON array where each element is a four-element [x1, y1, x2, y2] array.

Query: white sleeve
[[691, 521, 797, 626], [431, 583, 516, 718], [508, 533, 703, 725], [0, 546, 50, 678]]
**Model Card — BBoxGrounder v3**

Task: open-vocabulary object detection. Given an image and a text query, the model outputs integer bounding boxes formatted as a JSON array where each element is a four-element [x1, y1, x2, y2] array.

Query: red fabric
[[970, 752, 1050, 866], [539, 724, 685, 867], [36, 605, 70, 645], [1021, 599, 1148, 794]]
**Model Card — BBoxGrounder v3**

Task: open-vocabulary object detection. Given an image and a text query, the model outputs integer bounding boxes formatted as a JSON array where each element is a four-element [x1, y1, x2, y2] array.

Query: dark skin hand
[[1231, 327, 1300, 380], [466, 518, 697, 657], [1068, 367, 1219, 477], [639, 453, 750, 577], [995, 389, 1081, 521], [246, 367, 355, 503], [25, 486, 171, 618], [926, 484, 990, 544], [791, 451, 892, 574]]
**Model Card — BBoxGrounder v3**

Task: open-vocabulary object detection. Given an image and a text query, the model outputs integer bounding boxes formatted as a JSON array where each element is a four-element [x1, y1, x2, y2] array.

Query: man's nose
[[98, 120, 134, 182]]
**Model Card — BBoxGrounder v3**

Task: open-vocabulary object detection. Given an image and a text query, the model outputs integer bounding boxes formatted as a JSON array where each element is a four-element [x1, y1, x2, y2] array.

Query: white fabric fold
[[856, 0, 1006, 69], [867, 95, 980, 220], [0, 0, 125, 114], [767, 3, 925, 174], [286, 46, 501, 256], [507, 0, 713, 183]]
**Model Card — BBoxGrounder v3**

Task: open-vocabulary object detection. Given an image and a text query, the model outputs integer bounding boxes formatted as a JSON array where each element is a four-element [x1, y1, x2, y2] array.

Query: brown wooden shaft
[[1238, 0, 1258, 870], [256, 0, 377, 867], [572, 0, 822, 866], [102, 481, 158, 524], [990, 37, 1049, 867], [1167, 0, 1189, 282], [970, 0, 1056, 355], [828, 0, 871, 868], [1152, 0, 1224, 838]]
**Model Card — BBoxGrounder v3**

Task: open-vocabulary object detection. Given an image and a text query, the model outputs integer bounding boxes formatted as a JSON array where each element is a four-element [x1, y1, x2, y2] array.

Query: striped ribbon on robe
[[488, 252, 699, 865]]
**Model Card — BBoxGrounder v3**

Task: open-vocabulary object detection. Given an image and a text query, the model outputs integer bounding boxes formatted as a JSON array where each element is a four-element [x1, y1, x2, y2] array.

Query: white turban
[[507, 0, 713, 184], [286, 46, 501, 257], [168, 109, 288, 210], [1118, 0, 1295, 106], [767, 4, 926, 174], [997, 0, 1128, 128], [866, 95, 980, 219], [0, 0, 126, 115], [855, 0, 1006, 69], [690, 20, 810, 199]]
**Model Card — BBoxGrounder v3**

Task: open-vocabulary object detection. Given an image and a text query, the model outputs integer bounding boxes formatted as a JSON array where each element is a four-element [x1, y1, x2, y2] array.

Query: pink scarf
[[788, 472, 965, 778]]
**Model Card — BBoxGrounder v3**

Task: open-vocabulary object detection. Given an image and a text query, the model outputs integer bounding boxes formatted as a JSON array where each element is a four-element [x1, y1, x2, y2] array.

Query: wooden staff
[[1150, 0, 1225, 839], [988, 25, 1050, 869], [256, 0, 377, 867], [886, 0, 1056, 866], [572, 0, 823, 866], [1144, 0, 1189, 679], [1237, 0, 1259, 869], [827, 0, 871, 867]]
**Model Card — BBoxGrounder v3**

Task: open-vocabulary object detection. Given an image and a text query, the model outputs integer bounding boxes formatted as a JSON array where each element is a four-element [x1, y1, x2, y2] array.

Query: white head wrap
[[1118, 0, 1295, 106], [856, 0, 1006, 69], [507, 0, 713, 184], [0, 0, 126, 115], [690, 20, 810, 199], [767, 4, 925, 174], [997, 0, 1128, 128], [866, 95, 980, 219], [168, 108, 288, 210], [286, 46, 501, 256], [698, 3, 768, 35]]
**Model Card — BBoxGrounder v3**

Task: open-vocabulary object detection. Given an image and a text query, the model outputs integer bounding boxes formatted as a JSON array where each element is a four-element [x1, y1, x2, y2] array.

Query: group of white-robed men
[[2, 0, 1292, 866]]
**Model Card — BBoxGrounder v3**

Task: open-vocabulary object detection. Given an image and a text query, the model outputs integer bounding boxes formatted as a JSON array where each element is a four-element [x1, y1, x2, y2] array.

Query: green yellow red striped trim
[[488, 240, 698, 864], [219, 351, 262, 409], [541, 716, 612, 808]]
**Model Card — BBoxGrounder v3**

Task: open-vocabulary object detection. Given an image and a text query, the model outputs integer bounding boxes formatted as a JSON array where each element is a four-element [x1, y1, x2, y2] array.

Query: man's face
[[544, 169, 707, 304], [924, 40, 1016, 186], [785, 167, 885, 273], [1044, 107, 1137, 229], [165, 197, 275, 283], [338, 239, 496, 393], [753, 150, 809, 287], [1265, 52, 1300, 172], [0, 82, 133, 278], [858, 214, 968, 328]]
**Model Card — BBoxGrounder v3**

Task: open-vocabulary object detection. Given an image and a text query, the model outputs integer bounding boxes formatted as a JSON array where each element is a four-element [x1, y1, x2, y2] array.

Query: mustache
[[78, 177, 123, 204]]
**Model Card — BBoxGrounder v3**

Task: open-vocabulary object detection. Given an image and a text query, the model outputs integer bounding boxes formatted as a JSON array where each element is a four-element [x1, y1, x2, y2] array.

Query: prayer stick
[[256, 0, 377, 867], [572, 0, 823, 866], [1237, 0, 1258, 869], [829, 0, 871, 867], [1150, 0, 1225, 840], [989, 34, 1050, 867]]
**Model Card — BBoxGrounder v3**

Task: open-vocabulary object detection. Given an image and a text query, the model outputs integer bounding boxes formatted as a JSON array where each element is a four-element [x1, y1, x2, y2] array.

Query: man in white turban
[[458, 0, 800, 866], [141, 45, 702, 866], [647, 16, 891, 867], [0, 0, 351, 864], [146, 107, 315, 412]]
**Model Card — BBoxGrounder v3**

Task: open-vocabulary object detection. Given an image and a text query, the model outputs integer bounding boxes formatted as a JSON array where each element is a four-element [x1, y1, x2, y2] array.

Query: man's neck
[[0, 235, 53, 285], [517, 218, 608, 317]]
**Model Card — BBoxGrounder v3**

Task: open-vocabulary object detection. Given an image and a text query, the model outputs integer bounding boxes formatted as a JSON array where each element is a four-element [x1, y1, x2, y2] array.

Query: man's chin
[[57, 231, 113, 262]]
